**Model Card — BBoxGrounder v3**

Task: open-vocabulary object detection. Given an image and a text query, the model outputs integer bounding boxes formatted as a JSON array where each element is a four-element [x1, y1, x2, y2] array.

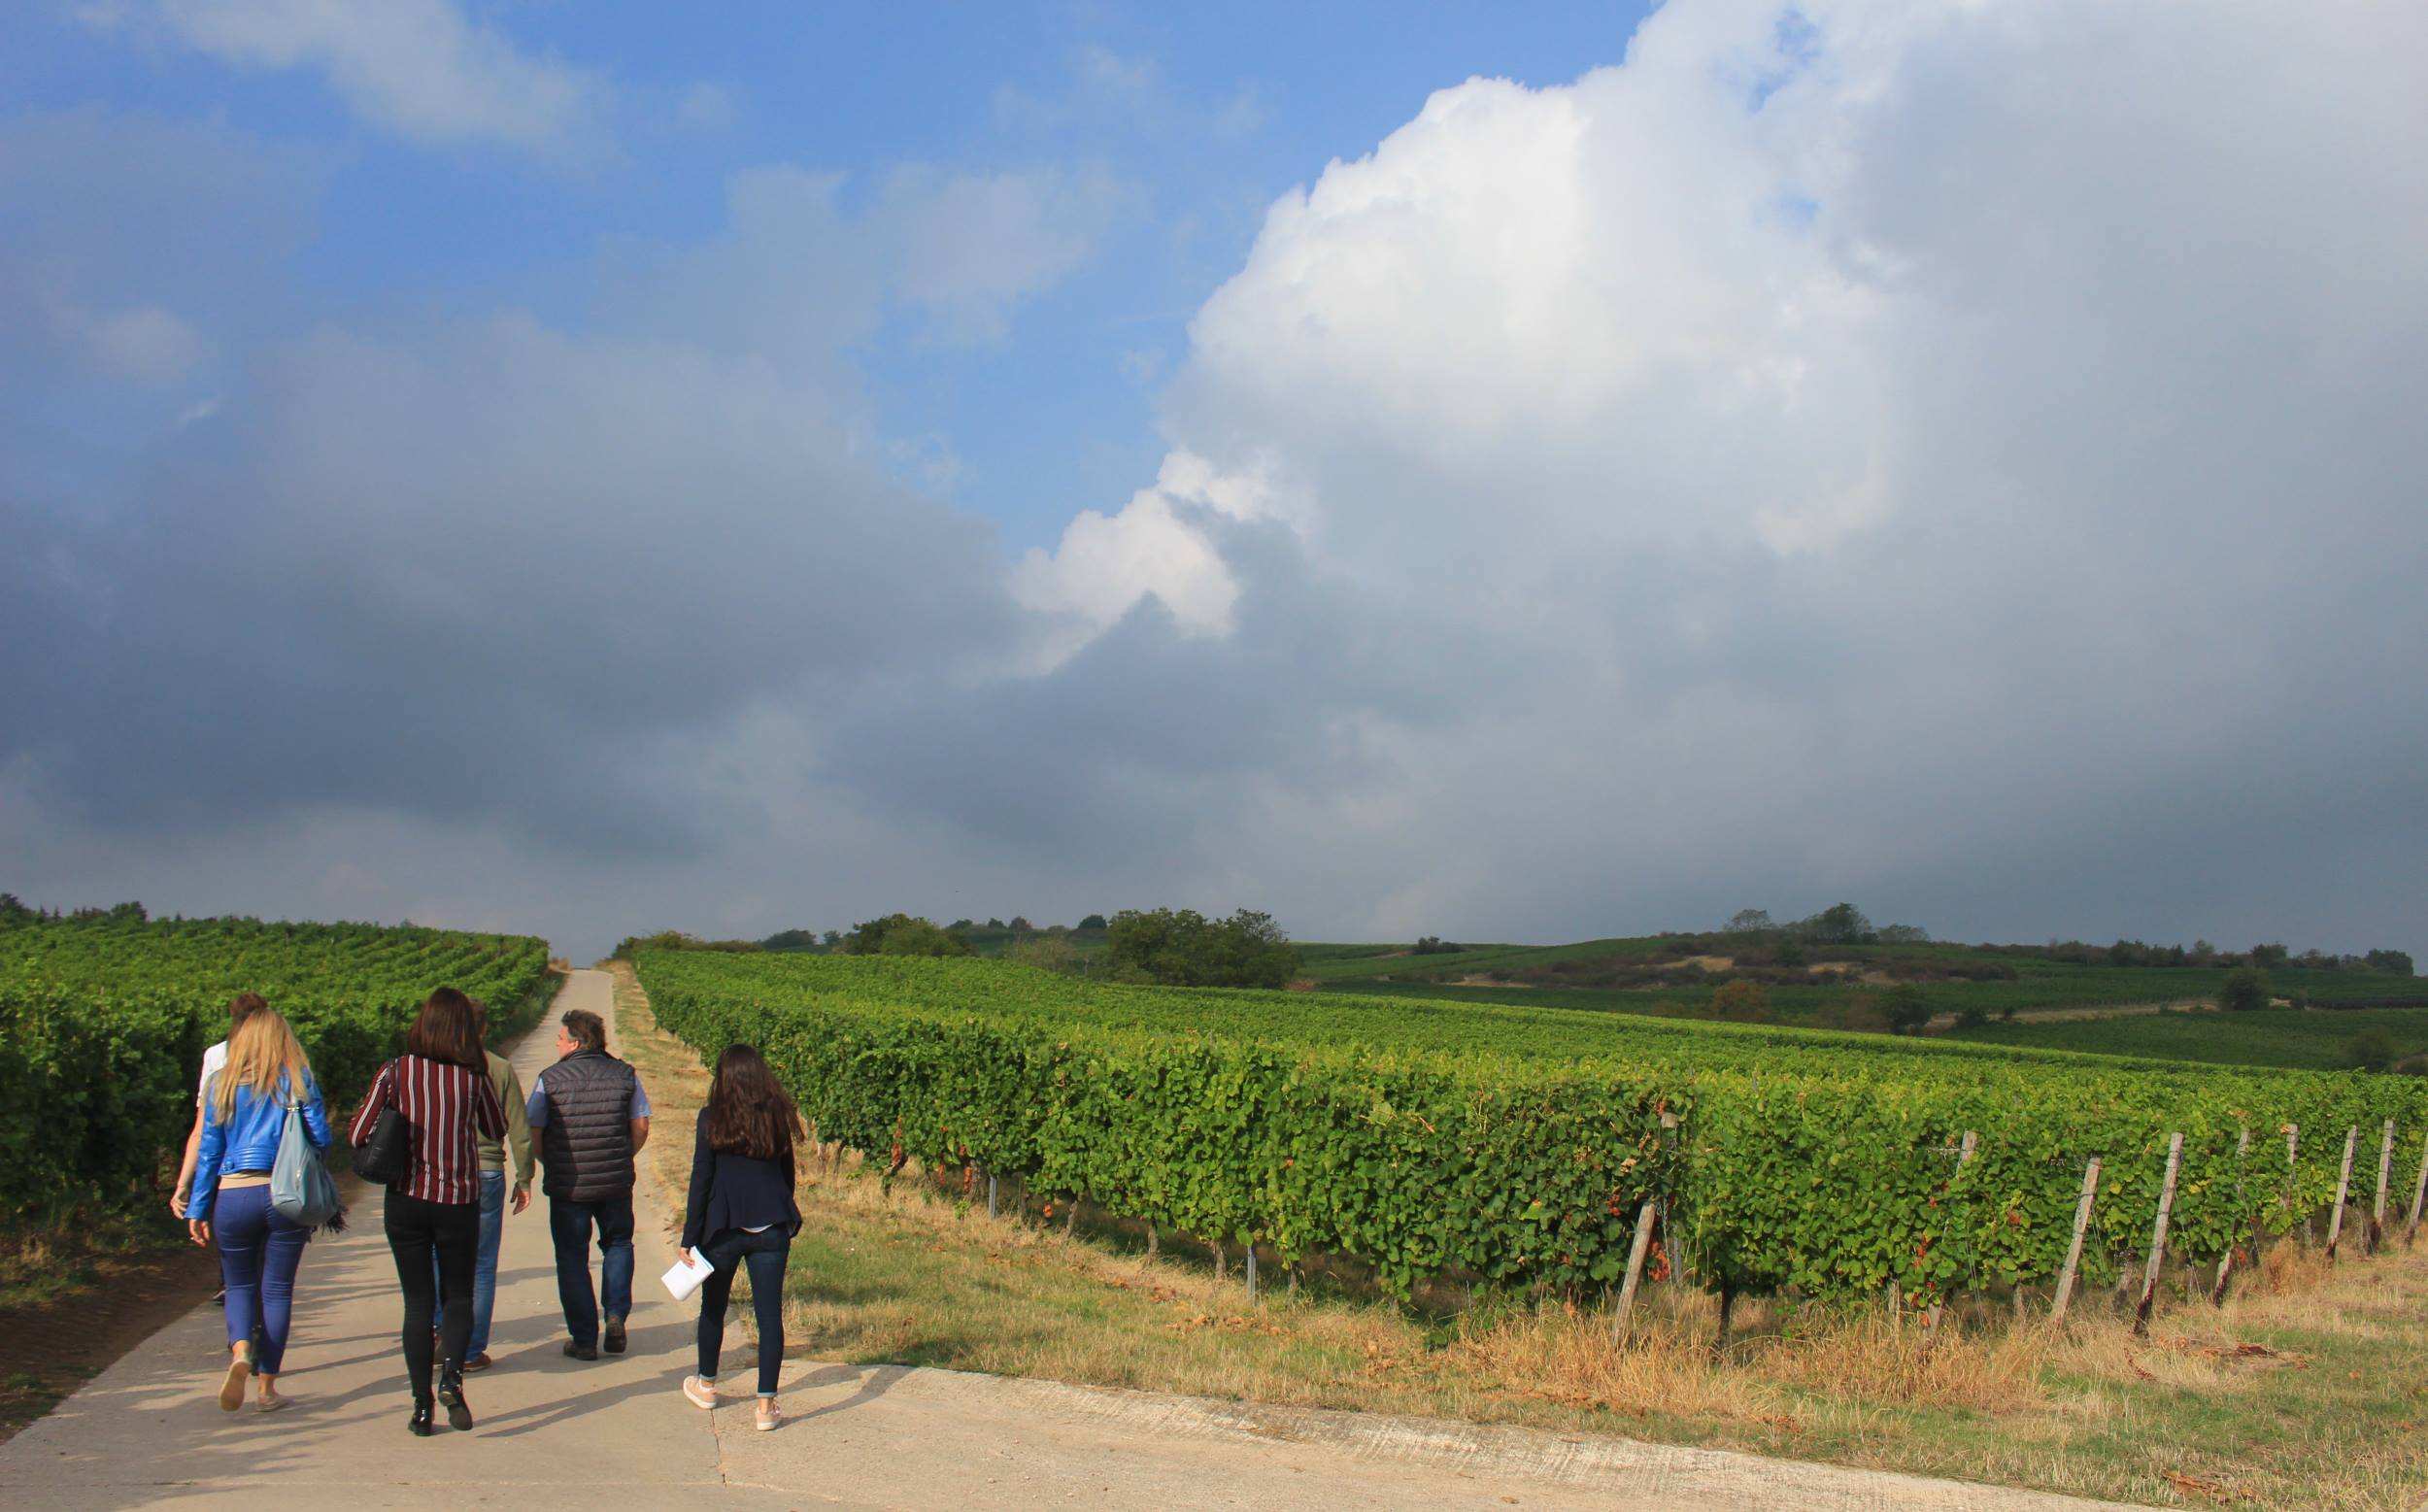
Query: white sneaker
[[755, 1397, 781, 1432], [682, 1375, 717, 1410]]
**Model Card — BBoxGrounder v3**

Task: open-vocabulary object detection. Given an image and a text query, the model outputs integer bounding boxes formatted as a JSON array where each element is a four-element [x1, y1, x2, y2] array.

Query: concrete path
[[0, 969, 2141, 1510]]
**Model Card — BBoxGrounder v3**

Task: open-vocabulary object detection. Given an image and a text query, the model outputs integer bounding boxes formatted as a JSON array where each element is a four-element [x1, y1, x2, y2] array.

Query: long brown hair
[[226, 991, 270, 1034], [404, 987, 483, 1069], [212, 1008, 313, 1123], [704, 1044, 802, 1161]]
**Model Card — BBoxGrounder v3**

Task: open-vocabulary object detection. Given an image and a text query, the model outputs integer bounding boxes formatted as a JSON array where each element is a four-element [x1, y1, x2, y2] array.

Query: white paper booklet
[[662, 1249, 717, 1302]]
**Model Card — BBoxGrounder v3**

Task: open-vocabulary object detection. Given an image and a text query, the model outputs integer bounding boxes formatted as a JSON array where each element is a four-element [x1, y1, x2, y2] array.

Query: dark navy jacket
[[680, 1107, 801, 1252]]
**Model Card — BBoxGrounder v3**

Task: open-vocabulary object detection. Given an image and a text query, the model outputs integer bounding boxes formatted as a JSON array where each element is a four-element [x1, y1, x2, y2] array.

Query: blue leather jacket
[[192, 1070, 331, 1222]]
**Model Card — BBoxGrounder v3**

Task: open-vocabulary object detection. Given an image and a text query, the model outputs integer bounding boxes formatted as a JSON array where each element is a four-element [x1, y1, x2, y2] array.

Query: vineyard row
[[634, 950, 2428, 1303]]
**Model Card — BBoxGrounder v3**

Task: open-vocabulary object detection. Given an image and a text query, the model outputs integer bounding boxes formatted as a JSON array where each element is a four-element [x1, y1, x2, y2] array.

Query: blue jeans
[[696, 1226, 791, 1396], [548, 1193, 634, 1347], [214, 1184, 307, 1375], [432, 1171, 507, 1356]]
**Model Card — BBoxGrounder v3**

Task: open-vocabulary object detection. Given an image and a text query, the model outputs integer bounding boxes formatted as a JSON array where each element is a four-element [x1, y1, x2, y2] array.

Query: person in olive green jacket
[[430, 998, 534, 1370]]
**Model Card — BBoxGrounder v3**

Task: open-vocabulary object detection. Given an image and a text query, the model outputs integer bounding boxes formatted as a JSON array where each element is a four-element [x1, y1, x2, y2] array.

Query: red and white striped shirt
[[351, 1054, 508, 1205]]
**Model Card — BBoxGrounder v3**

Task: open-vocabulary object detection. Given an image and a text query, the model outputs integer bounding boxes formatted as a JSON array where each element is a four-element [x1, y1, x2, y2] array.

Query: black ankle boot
[[408, 1396, 436, 1436], [436, 1361, 473, 1431]]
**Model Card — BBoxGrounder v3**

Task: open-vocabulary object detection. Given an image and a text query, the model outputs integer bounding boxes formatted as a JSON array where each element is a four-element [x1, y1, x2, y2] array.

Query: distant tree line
[[1720, 903, 2411, 977], [1, 894, 150, 925], [619, 905, 1298, 991]]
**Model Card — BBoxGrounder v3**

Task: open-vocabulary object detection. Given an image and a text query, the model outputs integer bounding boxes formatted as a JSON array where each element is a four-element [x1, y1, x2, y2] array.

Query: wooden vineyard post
[[2369, 1119, 2395, 1255], [1246, 1242, 1259, 1305], [1145, 1226, 1160, 1260], [2326, 1126, 2358, 1260], [2052, 1157, 2102, 1324], [2132, 1134, 2183, 1337], [2287, 1125, 2310, 1246], [2407, 1129, 2428, 1248], [1611, 1198, 1659, 1341], [987, 1172, 998, 1220], [1926, 1130, 1978, 1329], [1614, 1110, 1678, 1341], [2210, 1128, 2250, 1306]]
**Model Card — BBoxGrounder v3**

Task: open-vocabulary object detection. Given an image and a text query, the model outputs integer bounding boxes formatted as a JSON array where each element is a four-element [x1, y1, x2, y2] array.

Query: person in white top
[[172, 993, 270, 1221]]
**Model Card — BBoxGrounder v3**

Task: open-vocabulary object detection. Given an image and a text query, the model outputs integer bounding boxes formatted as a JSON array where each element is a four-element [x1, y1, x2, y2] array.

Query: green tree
[[2249, 942, 2290, 968], [1104, 907, 1299, 989], [1077, 914, 1109, 930], [1803, 902, 1873, 945], [1880, 983, 1933, 1035], [844, 914, 970, 958], [2218, 965, 2271, 1013], [1725, 908, 1772, 933], [1709, 979, 1770, 1022], [2365, 949, 2415, 977], [2344, 1028, 2398, 1073]]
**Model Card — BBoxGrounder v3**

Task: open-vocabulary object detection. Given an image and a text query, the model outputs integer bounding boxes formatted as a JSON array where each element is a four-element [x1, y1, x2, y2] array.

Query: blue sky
[[6, 1, 2422, 961], [13, 0, 1655, 549]]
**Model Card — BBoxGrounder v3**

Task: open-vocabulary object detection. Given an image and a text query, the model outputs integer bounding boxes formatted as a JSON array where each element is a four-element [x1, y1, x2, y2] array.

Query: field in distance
[[1298, 923, 2421, 1047]]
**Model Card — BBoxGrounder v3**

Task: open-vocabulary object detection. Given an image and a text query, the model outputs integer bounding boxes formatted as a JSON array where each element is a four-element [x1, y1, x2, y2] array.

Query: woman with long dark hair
[[677, 1044, 803, 1431], [350, 987, 505, 1436]]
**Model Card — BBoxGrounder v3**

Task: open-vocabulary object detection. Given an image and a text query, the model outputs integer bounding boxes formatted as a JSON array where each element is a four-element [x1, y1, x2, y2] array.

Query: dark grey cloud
[[7, 2, 2426, 966]]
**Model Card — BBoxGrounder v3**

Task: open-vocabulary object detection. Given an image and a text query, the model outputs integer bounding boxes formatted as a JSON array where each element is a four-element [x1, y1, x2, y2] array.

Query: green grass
[[1947, 1006, 2428, 1071]]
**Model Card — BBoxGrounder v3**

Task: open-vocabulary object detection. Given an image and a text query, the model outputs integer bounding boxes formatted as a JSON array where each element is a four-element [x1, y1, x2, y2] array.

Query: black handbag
[[352, 1060, 412, 1187]]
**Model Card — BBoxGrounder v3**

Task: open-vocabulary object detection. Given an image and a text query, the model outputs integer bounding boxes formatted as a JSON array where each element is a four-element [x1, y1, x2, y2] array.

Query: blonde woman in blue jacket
[[189, 1006, 330, 1412]]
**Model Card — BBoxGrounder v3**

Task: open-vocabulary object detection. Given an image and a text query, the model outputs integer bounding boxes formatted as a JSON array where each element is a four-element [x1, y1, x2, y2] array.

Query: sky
[[4, 0, 2424, 965]]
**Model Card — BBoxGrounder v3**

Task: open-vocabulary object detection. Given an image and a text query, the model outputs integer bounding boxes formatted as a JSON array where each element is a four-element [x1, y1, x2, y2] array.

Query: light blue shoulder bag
[[270, 1077, 344, 1232]]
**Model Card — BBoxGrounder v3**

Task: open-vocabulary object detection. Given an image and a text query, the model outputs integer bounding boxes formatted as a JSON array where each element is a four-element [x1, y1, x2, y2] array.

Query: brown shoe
[[218, 1346, 253, 1412], [461, 1353, 493, 1372]]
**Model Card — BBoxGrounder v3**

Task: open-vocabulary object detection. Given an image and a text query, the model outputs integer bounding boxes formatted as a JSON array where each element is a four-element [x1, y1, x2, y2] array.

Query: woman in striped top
[[351, 988, 506, 1436]]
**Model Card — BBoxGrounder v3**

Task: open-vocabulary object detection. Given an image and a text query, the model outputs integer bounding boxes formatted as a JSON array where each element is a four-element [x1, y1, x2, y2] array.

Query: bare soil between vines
[[0, 1228, 219, 1443]]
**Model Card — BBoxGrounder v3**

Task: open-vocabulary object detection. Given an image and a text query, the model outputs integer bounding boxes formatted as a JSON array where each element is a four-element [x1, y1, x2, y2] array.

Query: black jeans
[[384, 1190, 480, 1401], [696, 1227, 791, 1396]]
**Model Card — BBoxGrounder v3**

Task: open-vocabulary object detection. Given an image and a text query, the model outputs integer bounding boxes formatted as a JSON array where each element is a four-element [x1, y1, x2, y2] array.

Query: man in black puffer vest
[[527, 1009, 652, 1360]]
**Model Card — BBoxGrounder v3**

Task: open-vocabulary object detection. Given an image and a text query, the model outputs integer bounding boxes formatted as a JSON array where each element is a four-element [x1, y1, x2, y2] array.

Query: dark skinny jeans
[[384, 1190, 479, 1401], [696, 1226, 791, 1396]]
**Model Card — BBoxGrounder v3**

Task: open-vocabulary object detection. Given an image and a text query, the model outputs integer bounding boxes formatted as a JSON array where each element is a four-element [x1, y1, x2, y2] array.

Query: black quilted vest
[[538, 1050, 638, 1202]]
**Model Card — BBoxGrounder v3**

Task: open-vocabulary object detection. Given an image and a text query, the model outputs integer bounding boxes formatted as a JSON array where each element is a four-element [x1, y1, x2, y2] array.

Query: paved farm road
[[0, 969, 2143, 1510]]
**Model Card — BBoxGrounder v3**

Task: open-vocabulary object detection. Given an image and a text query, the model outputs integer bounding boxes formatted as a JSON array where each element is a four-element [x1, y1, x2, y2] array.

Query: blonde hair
[[211, 1007, 313, 1124]]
